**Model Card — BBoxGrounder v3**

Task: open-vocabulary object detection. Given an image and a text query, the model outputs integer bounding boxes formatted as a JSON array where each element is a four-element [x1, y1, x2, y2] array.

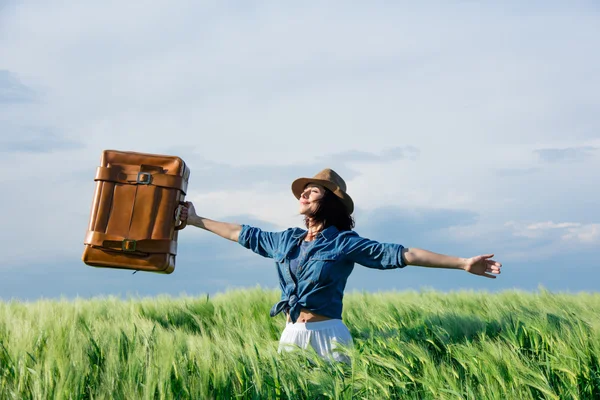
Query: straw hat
[[291, 168, 354, 214]]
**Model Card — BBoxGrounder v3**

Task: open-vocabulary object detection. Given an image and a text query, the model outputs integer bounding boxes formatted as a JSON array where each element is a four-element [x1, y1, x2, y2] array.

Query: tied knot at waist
[[270, 294, 301, 323]]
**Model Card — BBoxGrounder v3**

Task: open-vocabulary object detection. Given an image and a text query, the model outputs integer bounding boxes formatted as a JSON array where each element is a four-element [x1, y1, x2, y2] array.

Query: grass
[[1, 286, 599, 399]]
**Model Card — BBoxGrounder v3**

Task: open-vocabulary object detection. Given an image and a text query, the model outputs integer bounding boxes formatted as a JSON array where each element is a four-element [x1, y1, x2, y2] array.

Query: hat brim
[[291, 177, 354, 215]]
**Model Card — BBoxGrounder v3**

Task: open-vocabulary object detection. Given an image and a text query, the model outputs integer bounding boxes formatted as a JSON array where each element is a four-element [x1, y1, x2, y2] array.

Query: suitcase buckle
[[122, 239, 137, 252], [137, 172, 152, 185]]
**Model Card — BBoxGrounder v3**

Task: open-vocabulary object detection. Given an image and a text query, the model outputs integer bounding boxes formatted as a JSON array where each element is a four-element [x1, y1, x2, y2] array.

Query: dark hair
[[303, 188, 355, 231]]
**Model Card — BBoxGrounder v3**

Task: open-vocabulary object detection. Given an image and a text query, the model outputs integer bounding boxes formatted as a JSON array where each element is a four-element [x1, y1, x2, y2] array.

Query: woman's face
[[299, 183, 325, 215]]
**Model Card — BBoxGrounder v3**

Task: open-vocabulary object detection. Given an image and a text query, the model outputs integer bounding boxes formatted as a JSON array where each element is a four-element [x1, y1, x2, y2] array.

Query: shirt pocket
[[308, 250, 343, 284]]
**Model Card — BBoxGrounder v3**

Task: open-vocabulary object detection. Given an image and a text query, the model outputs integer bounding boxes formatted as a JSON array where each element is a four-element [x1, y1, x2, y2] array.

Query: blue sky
[[1, 1, 599, 301]]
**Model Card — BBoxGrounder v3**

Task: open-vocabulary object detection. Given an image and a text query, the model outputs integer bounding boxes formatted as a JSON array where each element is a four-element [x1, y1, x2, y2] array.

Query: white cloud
[[527, 222, 582, 230], [561, 224, 600, 244], [505, 220, 600, 244]]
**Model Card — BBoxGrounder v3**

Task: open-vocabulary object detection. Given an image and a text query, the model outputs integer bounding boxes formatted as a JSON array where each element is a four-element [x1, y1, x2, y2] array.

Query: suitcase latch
[[137, 172, 152, 185], [122, 239, 137, 252]]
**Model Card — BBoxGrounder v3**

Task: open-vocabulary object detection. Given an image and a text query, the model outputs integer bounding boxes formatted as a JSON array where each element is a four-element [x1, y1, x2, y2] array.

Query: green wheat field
[[1, 287, 599, 399]]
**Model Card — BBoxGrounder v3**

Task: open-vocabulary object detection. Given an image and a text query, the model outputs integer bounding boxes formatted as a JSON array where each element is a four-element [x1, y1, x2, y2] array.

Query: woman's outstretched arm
[[403, 248, 502, 279], [181, 202, 242, 242], [343, 233, 502, 279]]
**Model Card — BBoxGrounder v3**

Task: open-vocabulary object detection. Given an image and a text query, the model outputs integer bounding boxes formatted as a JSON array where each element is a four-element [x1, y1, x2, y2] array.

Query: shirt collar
[[291, 225, 340, 242], [320, 225, 340, 240]]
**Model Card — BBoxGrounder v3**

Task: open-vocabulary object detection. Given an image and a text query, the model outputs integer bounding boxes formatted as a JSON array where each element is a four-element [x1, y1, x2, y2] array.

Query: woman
[[180, 168, 502, 362]]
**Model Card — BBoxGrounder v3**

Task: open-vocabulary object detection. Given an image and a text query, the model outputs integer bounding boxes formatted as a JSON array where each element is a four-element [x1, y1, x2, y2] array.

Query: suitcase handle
[[174, 201, 187, 231]]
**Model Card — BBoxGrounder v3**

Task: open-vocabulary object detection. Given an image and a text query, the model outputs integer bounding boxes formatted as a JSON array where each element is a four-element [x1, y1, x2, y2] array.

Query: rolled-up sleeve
[[343, 233, 406, 269], [237, 224, 285, 259]]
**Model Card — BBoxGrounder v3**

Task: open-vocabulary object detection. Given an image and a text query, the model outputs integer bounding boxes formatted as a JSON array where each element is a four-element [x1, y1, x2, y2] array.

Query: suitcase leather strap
[[85, 231, 178, 255], [95, 167, 188, 194]]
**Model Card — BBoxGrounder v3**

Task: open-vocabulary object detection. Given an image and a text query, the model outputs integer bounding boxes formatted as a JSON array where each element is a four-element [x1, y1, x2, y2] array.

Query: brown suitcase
[[82, 150, 190, 274]]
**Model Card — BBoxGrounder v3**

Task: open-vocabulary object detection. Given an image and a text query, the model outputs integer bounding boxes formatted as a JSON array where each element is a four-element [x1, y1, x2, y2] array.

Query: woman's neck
[[305, 219, 324, 241]]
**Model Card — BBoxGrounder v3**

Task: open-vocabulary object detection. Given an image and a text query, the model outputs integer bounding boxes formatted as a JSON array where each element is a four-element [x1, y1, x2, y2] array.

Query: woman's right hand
[[180, 201, 197, 224]]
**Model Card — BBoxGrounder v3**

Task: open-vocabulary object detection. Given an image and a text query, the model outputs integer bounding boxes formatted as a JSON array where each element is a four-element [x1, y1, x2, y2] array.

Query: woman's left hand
[[463, 254, 502, 278]]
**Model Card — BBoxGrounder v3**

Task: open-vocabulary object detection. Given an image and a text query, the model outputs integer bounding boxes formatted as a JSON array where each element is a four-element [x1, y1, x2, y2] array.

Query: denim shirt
[[237, 224, 407, 323]]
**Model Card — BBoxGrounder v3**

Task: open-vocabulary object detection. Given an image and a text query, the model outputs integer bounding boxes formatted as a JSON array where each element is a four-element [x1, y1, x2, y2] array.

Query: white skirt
[[278, 319, 354, 363]]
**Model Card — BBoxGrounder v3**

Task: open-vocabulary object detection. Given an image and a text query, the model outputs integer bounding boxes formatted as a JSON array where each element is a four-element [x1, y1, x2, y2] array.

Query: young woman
[[180, 168, 502, 362]]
